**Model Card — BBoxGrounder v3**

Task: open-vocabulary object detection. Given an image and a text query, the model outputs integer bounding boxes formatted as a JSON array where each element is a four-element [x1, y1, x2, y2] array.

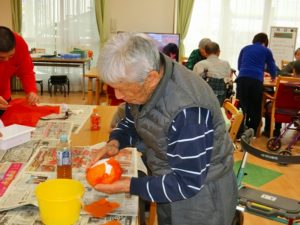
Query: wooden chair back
[[269, 76, 300, 137], [222, 99, 244, 142]]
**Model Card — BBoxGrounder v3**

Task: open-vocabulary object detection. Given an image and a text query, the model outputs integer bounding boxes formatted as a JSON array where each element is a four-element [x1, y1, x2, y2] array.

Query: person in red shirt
[[0, 26, 39, 116]]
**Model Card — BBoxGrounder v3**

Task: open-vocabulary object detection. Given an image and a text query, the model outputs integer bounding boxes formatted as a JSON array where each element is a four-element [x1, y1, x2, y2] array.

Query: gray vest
[[129, 55, 237, 225], [130, 55, 234, 180]]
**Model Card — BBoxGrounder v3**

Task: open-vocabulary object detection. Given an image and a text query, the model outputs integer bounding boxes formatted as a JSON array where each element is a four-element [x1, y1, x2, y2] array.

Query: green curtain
[[94, 0, 110, 48], [11, 0, 22, 33], [11, 0, 23, 90], [177, 0, 195, 58]]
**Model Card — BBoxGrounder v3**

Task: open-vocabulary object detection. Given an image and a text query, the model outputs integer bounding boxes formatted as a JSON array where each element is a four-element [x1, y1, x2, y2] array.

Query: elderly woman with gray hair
[[92, 32, 237, 225]]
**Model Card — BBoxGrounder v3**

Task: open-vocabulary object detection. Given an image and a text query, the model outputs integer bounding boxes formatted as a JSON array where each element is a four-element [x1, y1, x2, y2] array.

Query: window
[[22, 0, 99, 91], [184, 0, 300, 69]]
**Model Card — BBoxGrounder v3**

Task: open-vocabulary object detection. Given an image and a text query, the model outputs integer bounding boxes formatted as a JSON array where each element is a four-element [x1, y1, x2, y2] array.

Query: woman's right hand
[[89, 140, 120, 167]]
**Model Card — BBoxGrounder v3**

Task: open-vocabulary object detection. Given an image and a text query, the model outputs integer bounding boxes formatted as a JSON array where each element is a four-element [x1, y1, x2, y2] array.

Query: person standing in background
[[236, 32, 276, 136], [185, 38, 211, 70], [0, 26, 39, 116]]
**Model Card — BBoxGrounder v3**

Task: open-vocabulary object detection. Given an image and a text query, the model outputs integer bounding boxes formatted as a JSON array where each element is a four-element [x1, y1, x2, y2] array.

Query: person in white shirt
[[193, 42, 232, 105]]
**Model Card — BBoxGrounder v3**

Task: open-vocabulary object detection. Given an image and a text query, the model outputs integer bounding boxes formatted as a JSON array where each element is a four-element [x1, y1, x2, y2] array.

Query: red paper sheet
[[1, 98, 60, 127]]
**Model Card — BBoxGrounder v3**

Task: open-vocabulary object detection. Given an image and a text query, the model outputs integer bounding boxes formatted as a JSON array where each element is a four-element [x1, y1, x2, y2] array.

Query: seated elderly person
[[185, 38, 211, 70], [193, 41, 232, 105], [279, 48, 300, 75]]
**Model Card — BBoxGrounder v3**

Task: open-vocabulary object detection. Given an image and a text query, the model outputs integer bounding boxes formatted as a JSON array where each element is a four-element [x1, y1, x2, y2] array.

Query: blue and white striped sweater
[[110, 106, 214, 203]]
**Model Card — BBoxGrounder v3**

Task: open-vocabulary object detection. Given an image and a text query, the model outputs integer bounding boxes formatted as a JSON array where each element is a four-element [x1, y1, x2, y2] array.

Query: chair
[[148, 202, 157, 225], [264, 76, 300, 138], [48, 75, 70, 97], [222, 99, 244, 143], [35, 79, 43, 95], [202, 69, 230, 106], [84, 68, 102, 105]]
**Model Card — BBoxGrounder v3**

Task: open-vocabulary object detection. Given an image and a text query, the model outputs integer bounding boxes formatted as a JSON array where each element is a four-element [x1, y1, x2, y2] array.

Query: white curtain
[[22, 0, 99, 91], [184, 0, 300, 69]]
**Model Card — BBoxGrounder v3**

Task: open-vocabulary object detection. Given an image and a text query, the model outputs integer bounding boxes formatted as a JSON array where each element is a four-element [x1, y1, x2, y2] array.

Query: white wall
[[0, 0, 176, 38], [0, 0, 12, 28], [109, 0, 175, 34]]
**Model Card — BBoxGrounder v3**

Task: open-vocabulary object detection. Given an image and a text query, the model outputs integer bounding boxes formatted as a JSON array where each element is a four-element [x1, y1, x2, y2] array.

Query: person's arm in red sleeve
[[14, 34, 39, 105]]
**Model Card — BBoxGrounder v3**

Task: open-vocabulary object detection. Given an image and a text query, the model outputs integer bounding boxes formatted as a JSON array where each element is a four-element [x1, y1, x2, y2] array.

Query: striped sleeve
[[109, 104, 139, 149], [130, 107, 214, 203]]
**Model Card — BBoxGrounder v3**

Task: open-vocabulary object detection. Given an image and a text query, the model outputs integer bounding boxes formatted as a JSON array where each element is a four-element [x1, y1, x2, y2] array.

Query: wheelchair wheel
[[278, 150, 292, 156], [267, 137, 281, 152], [231, 210, 244, 225]]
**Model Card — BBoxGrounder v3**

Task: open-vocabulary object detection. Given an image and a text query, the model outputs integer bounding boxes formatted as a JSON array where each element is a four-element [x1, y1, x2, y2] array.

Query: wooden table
[[263, 77, 276, 87], [72, 105, 118, 146], [32, 57, 91, 99]]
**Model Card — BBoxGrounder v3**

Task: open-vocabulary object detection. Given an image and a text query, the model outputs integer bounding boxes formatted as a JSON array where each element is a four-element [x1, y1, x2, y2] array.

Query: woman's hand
[[0, 96, 10, 110], [94, 176, 131, 194], [89, 140, 120, 167], [26, 92, 39, 105]]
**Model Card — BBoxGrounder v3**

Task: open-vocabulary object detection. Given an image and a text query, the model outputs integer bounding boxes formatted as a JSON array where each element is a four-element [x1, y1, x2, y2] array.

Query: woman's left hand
[[26, 92, 39, 105], [94, 177, 131, 194]]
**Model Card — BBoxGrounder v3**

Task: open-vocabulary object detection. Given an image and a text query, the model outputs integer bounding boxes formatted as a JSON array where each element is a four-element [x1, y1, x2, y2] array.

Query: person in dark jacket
[[91, 32, 237, 225], [185, 38, 211, 70], [236, 32, 276, 135], [279, 48, 300, 75]]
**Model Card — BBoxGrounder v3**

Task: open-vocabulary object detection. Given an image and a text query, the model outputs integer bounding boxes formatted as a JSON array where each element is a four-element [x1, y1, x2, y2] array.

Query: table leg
[[95, 78, 101, 105], [82, 63, 86, 99], [87, 77, 93, 105]]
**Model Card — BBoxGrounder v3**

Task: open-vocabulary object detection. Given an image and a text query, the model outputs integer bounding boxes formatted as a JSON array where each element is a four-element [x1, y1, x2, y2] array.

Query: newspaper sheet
[[0, 162, 23, 197], [0, 205, 136, 225], [31, 121, 73, 140], [0, 145, 139, 224], [39, 103, 94, 134]]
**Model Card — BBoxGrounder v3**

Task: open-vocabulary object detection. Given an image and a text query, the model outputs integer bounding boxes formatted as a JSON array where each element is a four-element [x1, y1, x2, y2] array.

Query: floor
[[11, 91, 300, 225]]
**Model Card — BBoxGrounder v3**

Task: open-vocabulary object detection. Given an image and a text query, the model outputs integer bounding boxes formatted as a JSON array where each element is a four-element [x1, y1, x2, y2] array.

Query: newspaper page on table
[[0, 139, 59, 198], [0, 144, 139, 224], [0, 205, 137, 225], [38, 103, 94, 133], [31, 120, 73, 140]]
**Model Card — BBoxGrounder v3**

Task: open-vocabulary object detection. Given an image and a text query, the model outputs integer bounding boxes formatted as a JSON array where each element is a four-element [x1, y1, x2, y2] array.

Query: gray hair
[[198, 38, 211, 49], [97, 32, 161, 84]]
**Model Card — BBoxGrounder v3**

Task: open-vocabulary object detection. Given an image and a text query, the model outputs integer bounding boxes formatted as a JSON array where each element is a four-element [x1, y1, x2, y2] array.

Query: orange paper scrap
[[83, 198, 120, 218], [103, 220, 122, 225]]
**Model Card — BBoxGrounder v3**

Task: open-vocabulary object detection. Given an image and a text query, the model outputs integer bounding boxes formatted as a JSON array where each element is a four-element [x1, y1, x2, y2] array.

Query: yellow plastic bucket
[[35, 179, 84, 225]]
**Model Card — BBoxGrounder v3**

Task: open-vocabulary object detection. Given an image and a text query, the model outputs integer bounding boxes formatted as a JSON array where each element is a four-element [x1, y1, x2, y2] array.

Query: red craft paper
[[1, 98, 60, 127], [83, 198, 120, 218], [103, 220, 122, 225]]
